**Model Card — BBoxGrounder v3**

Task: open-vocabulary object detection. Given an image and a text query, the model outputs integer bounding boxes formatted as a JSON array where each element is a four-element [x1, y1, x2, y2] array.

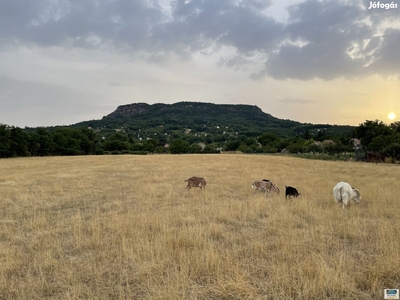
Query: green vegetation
[[73, 102, 353, 139], [353, 120, 400, 162], [1, 102, 398, 160]]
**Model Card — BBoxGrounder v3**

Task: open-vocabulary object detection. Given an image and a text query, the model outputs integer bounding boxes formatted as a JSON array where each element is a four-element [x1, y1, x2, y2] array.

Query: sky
[[0, 0, 399, 128]]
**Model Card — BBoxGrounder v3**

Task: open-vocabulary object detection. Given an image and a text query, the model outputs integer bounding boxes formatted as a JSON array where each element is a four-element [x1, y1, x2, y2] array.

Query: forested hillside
[[75, 102, 353, 138], [1, 101, 381, 159]]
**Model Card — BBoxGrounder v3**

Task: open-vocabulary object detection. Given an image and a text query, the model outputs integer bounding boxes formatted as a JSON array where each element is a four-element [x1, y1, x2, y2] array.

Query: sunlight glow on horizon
[[388, 112, 396, 120]]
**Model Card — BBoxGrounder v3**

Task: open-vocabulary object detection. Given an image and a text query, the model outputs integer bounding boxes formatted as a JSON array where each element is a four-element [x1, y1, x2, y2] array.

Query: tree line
[[354, 120, 400, 162], [0, 120, 399, 160]]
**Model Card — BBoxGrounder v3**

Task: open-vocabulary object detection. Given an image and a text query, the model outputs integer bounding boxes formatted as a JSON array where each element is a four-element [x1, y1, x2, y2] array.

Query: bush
[[291, 152, 355, 161]]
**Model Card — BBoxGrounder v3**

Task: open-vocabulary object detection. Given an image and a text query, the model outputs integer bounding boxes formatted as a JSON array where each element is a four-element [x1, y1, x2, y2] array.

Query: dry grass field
[[0, 154, 399, 299]]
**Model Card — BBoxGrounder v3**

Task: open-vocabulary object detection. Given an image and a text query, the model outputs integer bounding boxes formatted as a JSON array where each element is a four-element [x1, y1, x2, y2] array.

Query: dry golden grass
[[0, 154, 399, 299]]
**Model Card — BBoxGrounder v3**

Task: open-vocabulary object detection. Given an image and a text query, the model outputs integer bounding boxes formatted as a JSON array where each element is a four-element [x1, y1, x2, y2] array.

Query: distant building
[[197, 143, 206, 150], [323, 139, 335, 145]]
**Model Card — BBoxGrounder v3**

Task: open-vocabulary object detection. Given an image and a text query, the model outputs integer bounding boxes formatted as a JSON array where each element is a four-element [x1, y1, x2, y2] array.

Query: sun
[[388, 112, 396, 120]]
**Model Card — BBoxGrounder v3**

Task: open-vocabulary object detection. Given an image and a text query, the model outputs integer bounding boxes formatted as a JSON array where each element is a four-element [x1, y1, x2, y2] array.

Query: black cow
[[285, 186, 300, 199]]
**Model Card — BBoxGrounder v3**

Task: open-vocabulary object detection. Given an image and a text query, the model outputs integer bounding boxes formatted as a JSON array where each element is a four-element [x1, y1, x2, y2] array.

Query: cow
[[252, 179, 280, 197], [285, 186, 300, 199], [333, 182, 361, 209], [184, 176, 207, 191]]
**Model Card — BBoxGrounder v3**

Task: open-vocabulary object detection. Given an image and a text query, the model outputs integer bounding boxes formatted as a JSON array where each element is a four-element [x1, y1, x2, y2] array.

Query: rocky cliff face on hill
[[104, 102, 267, 119], [105, 103, 151, 118]]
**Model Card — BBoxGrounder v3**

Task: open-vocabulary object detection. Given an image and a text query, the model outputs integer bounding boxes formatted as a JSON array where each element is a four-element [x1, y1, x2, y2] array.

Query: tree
[[303, 139, 321, 153], [354, 120, 400, 162], [142, 139, 158, 153], [244, 137, 257, 147], [368, 135, 393, 153], [323, 142, 340, 155], [354, 120, 392, 149], [224, 140, 242, 151], [303, 129, 311, 140], [316, 128, 327, 141], [305, 142, 322, 153], [263, 145, 278, 153], [52, 130, 69, 155], [169, 139, 190, 154], [286, 142, 304, 153], [383, 142, 400, 162], [77, 128, 97, 155], [10, 127, 29, 157], [390, 121, 400, 134], [52, 128, 83, 155], [102, 132, 131, 152], [283, 136, 306, 153], [190, 143, 202, 153], [0, 125, 11, 158], [29, 128, 55, 156]]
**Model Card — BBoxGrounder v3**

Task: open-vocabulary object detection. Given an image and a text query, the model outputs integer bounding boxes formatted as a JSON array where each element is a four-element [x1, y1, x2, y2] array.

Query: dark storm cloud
[[151, 0, 281, 57], [0, 0, 399, 80], [264, 0, 400, 80], [368, 29, 400, 75], [0, 0, 163, 50]]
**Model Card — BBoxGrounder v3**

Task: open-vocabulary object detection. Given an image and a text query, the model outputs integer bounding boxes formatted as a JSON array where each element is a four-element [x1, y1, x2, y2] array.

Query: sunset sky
[[0, 0, 399, 128]]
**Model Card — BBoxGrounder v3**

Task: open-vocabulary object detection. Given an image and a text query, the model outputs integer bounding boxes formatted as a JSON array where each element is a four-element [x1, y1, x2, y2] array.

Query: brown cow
[[365, 152, 386, 163], [184, 176, 207, 191]]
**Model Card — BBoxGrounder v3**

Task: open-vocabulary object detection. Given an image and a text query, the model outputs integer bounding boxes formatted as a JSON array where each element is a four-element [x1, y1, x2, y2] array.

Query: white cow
[[333, 182, 361, 209]]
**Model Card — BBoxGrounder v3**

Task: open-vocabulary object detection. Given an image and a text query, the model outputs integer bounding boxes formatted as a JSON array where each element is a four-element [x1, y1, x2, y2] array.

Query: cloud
[[0, 0, 399, 81], [0, 76, 105, 127], [279, 97, 316, 104], [263, 0, 400, 80], [0, 0, 164, 50], [109, 82, 124, 86], [368, 28, 400, 76]]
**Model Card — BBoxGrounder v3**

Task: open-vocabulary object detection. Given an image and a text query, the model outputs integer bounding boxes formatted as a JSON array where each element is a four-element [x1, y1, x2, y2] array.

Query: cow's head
[[353, 188, 361, 203]]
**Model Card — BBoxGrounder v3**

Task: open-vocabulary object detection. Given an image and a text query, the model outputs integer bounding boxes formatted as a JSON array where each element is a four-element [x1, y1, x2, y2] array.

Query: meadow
[[0, 154, 399, 299]]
